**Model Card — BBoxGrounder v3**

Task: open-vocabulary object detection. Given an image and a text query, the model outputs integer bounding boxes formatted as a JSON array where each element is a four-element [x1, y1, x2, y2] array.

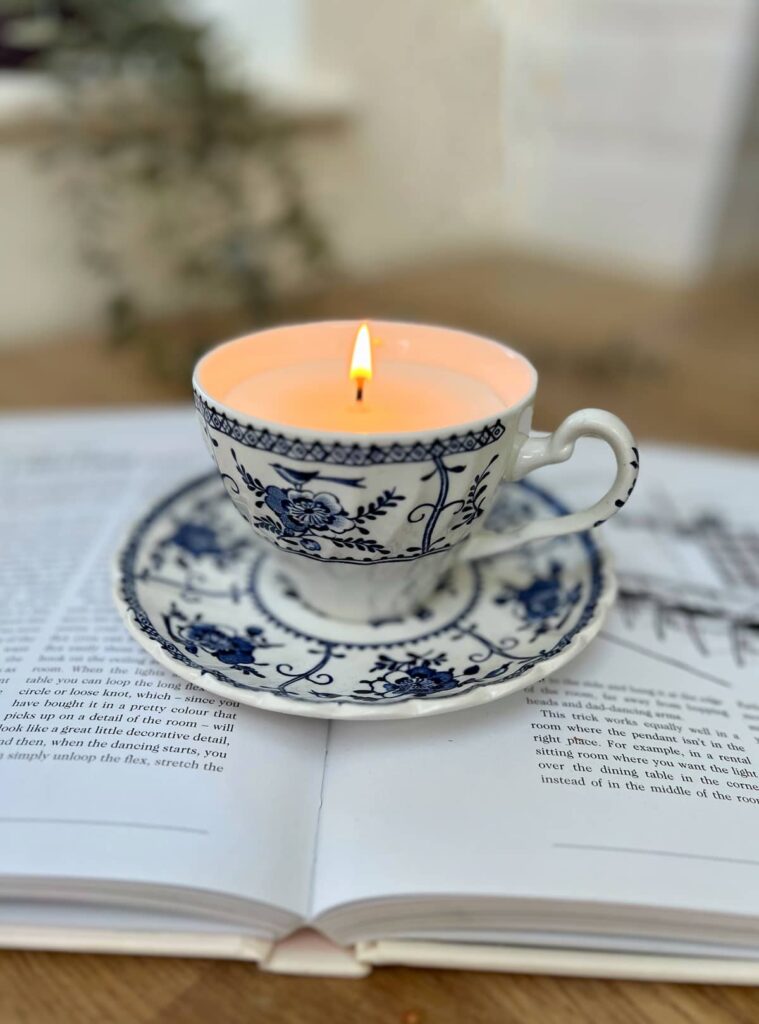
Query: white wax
[[222, 360, 506, 433]]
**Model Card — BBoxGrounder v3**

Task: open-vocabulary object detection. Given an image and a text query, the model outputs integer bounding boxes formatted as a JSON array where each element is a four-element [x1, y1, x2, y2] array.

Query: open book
[[1, 407, 758, 982]]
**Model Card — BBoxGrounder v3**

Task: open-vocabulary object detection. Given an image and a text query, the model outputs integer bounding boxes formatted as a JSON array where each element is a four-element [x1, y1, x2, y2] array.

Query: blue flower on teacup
[[183, 622, 268, 667], [264, 486, 352, 536]]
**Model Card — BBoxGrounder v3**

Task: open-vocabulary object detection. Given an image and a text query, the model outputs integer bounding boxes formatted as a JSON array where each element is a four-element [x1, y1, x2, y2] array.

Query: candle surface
[[196, 320, 535, 436], [223, 360, 505, 433]]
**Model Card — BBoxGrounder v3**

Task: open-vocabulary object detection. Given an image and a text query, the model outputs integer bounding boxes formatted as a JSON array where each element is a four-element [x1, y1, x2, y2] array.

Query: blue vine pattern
[[193, 392, 639, 568], [117, 472, 607, 706], [209, 418, 505, 563], [163, 603, 279, 679], [406, 453, 500, 554]]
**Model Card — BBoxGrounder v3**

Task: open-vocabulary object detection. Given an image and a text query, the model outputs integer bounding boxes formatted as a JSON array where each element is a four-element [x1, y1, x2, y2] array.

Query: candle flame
[[350, 322, 373, 385]]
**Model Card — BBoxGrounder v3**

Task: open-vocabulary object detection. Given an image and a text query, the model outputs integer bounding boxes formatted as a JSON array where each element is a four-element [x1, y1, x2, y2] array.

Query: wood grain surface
[[1, 252, 757, 1023]]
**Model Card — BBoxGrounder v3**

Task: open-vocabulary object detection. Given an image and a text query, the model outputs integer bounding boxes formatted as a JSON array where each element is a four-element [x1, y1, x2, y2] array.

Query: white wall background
[[304, 0, 759, 280], [493, 0, 759, 279], [1, 0, 758, 346], [714, 63, 759, 269], [300, 0, 507, 274]]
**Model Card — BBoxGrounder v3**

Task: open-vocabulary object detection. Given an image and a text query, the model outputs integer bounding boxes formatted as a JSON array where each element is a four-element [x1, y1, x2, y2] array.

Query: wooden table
[[1, 251, 757, 452], [1, 253, 758, 1023]]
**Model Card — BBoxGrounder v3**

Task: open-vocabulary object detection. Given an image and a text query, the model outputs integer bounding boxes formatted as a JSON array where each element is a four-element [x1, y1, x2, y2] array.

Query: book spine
[[260, 929, 370, 977]]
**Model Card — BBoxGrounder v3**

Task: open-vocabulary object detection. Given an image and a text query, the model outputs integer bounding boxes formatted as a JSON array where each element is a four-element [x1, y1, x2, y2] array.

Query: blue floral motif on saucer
[[113, 474, 616, 720]]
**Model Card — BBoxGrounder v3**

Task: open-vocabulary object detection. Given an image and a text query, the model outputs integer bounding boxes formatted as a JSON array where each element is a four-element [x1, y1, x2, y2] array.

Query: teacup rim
[[192, 318, 538, 444]]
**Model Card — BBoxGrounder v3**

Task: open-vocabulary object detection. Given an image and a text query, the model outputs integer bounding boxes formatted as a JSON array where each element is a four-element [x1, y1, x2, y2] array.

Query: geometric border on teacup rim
[[195, 392, 508, 466]]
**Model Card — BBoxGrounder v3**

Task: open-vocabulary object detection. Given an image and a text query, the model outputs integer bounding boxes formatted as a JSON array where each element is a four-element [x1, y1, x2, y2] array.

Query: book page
[[311, 442, 759, 934], [0, 409, 326, 926]]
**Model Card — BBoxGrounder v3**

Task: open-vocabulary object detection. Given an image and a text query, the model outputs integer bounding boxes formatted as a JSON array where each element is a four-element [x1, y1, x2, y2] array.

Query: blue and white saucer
[[113, 474, 615, 720]]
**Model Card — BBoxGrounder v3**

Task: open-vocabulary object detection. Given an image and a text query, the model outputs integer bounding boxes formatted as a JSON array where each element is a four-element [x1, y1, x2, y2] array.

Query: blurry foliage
[[5, 0, 327, 377]]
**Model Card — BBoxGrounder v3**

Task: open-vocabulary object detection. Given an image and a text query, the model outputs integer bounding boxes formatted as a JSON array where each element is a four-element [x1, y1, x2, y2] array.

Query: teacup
[[193, 320, 638, 621]]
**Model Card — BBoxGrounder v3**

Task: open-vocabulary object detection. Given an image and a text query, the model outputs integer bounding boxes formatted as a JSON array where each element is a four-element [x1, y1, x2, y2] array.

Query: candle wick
[[356, 380, 364, 402]]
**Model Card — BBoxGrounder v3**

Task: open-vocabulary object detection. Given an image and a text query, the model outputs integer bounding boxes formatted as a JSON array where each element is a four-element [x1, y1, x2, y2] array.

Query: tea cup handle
[[461, 409, 638, 561]]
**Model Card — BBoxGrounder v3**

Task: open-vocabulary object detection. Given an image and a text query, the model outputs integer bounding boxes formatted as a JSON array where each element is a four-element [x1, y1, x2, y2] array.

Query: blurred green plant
[[28, 0, 327, 376]]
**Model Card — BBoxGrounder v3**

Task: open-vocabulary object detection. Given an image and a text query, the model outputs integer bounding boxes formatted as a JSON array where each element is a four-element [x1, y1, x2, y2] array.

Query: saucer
[[113, 473, 615, 720]]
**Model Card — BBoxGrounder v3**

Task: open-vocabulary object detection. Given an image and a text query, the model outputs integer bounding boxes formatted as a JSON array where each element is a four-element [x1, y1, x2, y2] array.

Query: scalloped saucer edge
[[112, 474, 616, 721]]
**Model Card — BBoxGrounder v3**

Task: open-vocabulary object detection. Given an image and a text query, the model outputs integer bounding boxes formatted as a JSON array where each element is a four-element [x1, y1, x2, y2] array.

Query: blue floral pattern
[[164, 605, 278, 677], [264, 487, 352, 536], [232, 448, 404, 556], [151, 493, 248, 572], [115, 472, 610, 710], [192, 391, 640, 567], [494, 561, 582, 640], [171, 523, 227, 558], [355, 652, 471, 701]]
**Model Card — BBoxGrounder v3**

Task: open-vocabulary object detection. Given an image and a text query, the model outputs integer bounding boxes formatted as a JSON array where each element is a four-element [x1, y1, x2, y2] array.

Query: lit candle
[[202, 320, 533, 434], [350, 321, 373, 402]]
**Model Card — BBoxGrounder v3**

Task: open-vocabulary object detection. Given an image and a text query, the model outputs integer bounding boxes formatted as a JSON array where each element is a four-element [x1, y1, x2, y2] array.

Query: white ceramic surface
[[193, 320, 637, 621], [113, 472, 616, 721]]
